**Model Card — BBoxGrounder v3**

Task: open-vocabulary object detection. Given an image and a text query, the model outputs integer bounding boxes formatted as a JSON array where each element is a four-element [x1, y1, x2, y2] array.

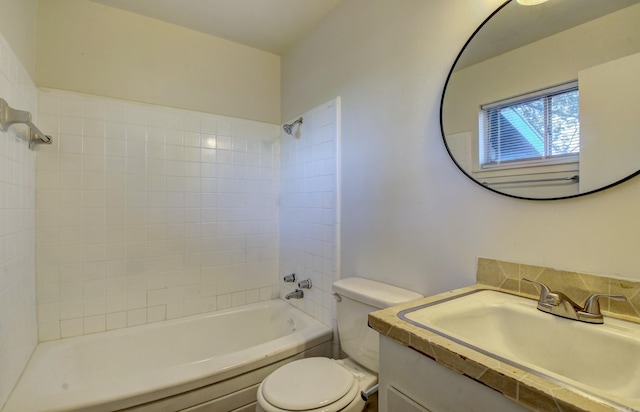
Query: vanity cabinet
[[378, 336, 527, 412]]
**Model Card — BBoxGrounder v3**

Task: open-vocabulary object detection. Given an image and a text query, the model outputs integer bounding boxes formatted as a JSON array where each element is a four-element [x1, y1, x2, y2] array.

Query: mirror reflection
[[441, 0, 640, 199]]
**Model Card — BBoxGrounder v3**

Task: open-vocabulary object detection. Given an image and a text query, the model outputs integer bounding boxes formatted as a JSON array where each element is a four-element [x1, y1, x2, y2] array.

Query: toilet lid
[[262, 358, 356, 411]]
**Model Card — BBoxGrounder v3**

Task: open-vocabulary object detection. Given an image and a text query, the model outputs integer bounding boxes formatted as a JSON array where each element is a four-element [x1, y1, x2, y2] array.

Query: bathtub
[[3, 299, 332, 412]]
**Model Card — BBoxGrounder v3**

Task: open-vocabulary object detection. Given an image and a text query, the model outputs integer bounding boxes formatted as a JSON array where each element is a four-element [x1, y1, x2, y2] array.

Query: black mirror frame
[[439, 0, 640, 201]]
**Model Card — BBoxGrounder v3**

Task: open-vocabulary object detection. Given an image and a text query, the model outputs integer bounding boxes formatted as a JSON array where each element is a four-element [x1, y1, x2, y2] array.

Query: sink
[[398, 289, 640, 410]]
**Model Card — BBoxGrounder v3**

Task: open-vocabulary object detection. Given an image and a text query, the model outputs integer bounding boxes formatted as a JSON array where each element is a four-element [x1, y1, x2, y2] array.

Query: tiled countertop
[[368, 284, 629, 412]]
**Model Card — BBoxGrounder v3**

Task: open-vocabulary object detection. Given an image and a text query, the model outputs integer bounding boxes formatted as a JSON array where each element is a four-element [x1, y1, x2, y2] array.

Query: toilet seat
[[257, 358, 362, 412]]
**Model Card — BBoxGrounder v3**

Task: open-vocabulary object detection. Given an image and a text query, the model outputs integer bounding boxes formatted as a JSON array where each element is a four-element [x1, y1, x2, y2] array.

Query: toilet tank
[[333, 277, 422, 373]]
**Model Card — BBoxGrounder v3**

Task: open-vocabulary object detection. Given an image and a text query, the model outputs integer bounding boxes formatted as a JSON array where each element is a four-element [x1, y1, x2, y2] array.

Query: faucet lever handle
[[582, 293, 627, 315], [523, 278, 553, 302]]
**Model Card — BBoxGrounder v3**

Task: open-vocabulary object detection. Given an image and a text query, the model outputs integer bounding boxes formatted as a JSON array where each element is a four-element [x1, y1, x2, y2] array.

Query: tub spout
[[285, 289, 304, 299]]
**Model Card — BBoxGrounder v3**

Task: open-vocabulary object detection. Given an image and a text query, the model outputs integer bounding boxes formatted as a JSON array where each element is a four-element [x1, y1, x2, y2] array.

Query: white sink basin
[[398, 289, 640, 410]]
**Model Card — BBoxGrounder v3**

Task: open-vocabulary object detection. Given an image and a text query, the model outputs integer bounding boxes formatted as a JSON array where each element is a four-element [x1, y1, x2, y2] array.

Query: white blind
[[480, 82, 580, 168]]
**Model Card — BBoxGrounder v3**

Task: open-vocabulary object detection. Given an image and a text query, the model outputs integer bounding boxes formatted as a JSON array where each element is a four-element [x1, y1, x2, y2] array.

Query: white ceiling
[[89, 0, 343, 55]]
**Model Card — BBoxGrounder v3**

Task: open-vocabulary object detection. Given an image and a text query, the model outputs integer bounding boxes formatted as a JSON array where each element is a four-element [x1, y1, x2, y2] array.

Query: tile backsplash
[[0, 34, 39, 408], [35, 89, 282, 341], [478, 257, 640, 321]]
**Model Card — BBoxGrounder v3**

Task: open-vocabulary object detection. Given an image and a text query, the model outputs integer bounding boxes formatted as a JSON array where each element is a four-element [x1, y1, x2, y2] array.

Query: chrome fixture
[[285, 289, 304, 300], [524, 278, 626, 324], [0, 98, 53, 149], [298, 279, 312, 289], [283, 273, 296, 283], [361, 384, 379, 402], [282, 117, 303, 135], [583, 294, 626, 320]]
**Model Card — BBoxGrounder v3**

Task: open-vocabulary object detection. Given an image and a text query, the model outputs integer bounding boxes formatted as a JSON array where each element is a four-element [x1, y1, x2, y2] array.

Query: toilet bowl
[[256, 358, 376, 412], [256, 277, 422, 412]]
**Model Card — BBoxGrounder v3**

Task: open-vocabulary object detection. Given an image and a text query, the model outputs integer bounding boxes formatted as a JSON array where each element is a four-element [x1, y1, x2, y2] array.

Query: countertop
[[368, 284, 629, 412]]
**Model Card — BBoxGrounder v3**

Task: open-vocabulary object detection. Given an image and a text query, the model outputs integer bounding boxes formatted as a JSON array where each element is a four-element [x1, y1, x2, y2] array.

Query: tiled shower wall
[[35, 89, 281, 341], [280, 98, 340, 327], [0, 35, 39, 407]]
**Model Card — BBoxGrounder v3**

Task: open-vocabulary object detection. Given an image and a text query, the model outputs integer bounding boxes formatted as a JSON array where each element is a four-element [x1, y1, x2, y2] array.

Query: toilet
[[256, 277, 423, 412]]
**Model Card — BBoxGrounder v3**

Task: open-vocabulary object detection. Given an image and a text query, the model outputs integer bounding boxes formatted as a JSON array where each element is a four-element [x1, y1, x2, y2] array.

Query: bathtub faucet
[[285, 289, 304, 299]]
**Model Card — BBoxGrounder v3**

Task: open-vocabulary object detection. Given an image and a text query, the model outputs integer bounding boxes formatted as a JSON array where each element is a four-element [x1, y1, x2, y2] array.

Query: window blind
[[480, 82, 579, 168]]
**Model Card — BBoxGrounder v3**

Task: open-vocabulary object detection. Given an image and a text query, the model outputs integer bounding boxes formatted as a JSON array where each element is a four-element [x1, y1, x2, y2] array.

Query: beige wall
[[579, 52, 640, 192], [282, 0, 640, 296], [0, 0, 38, 76], [36, 0, 281, 124], [445, 3, 640, 138]]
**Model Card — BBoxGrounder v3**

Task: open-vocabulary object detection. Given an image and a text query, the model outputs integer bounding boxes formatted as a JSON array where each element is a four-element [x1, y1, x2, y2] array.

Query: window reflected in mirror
[[441, 0, 640, 200]]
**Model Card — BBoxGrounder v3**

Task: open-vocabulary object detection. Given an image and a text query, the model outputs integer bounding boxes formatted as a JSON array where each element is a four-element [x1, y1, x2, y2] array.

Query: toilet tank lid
[[332, 277, 423, 309]]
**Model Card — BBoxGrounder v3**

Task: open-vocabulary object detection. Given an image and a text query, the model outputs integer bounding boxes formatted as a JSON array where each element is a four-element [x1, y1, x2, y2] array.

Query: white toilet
[[256, 277, 423, 412]]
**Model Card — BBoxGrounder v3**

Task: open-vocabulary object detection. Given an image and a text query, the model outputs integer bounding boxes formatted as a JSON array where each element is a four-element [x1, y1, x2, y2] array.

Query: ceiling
[[89, 0, 343, 55]]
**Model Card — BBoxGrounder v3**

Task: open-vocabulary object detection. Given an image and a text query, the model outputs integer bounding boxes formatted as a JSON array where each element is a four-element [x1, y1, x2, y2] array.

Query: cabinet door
[[387, 386, 430, 412], [379, 336, 526, 412]]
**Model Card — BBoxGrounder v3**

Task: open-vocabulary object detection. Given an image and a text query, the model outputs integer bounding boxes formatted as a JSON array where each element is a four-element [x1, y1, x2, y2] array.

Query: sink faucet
[[523, 278, 626, 324], [285, 289, 304, 300]]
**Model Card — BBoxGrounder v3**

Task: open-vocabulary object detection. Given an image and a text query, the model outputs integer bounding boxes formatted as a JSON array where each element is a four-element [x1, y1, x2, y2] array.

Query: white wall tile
[[126, 308, 146, 326], [36, 89, 281, 339], [83, 315, 105, 334], [0, 33, 38, 409], [60, 318, 83, 338], [106, 311, 126, 330], [279, 99, 340, 327], [147, 305, 166, 323]]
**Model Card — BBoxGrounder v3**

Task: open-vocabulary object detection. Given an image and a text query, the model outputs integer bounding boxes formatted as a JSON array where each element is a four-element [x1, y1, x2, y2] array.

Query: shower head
[[283, 117, 303, 135]]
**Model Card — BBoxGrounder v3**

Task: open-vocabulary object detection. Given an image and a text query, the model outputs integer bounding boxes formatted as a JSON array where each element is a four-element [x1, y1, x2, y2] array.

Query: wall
[[0, 0, 37, 77], [0, 33, 39, 408], [36, 0, 281, 124], [282, 0, 640, 297], [579, 52, 640, 193], [444, 4, 640, 138], [279, 98, 340, 327], [35, 89, 281, 341]]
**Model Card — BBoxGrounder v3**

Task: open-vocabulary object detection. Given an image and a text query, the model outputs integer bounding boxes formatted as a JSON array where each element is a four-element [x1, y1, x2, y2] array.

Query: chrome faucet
[[285, 289, 304, 300], [523, 278, 626, 324]]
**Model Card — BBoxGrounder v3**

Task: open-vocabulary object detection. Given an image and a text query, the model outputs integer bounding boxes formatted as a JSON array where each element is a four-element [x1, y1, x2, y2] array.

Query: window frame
[[479, 81, 580, 170]]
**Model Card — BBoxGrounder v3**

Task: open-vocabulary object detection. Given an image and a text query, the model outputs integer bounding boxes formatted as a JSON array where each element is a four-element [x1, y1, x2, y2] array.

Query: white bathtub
[[3, 299, 332, 412]]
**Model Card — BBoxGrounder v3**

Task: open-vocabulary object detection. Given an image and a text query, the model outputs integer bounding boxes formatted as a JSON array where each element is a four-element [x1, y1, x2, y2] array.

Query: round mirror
[[441, 0, 640, 200]]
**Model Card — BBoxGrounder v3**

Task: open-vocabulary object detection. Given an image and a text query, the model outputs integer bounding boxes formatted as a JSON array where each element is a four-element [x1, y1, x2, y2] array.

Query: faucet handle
[[298, 279, 312, 289], [582, 293, 627, 316], [523, 278, 555, 303]]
